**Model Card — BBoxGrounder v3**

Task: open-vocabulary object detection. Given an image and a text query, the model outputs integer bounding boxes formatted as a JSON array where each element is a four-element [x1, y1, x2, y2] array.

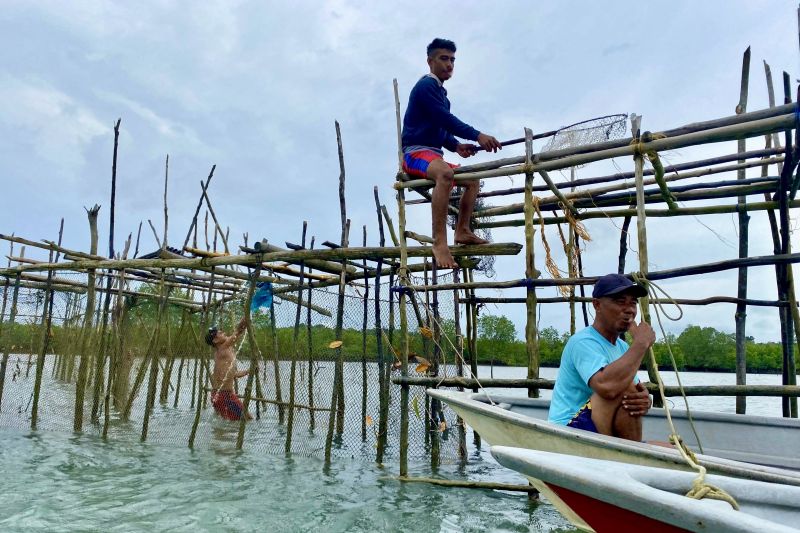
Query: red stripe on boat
[[546, 483, 692, 533]]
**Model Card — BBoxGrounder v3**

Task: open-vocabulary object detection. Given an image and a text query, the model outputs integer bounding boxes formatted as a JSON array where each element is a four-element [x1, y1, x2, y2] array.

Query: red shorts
[[211, 389, 245, 421], [402, 149, 459, 179]]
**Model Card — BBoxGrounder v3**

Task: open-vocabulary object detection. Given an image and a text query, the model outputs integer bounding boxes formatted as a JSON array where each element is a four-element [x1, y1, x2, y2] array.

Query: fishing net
[[543, 113, 629, 153]]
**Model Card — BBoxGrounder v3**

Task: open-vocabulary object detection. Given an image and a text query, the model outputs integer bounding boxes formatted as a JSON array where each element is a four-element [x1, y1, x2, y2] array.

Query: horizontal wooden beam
[[392, 377, 800, 397], [0, 243, 522, 276]]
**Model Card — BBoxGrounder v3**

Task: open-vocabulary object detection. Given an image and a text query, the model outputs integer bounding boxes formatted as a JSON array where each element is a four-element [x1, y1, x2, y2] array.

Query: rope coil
[[630, 272, 740, 510]]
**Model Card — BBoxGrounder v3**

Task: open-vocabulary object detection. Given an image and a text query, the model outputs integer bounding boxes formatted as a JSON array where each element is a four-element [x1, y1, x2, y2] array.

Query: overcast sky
[[1, 1, 798, 342]]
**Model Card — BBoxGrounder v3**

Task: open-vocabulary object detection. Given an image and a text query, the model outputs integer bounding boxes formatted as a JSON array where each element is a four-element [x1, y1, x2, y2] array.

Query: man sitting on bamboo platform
[[401, 37, 502, 269], [548, 274, 655, 441], [206, 318, 253, 421]]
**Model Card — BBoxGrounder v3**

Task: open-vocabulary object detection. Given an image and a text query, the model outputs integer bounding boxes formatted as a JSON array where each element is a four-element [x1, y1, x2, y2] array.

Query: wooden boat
[[428, 389, 800, 531], [491, 446, 800, 533]]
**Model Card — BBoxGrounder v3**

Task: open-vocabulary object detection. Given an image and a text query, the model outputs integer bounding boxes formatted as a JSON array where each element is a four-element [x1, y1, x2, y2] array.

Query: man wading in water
[[206, 318, 253, 421], [401, 38, 502, 269], [548, 274, 655, 441]]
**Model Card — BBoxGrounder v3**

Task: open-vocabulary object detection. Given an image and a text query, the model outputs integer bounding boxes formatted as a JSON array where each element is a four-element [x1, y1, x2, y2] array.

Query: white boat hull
[[491, 446, 800, 533]]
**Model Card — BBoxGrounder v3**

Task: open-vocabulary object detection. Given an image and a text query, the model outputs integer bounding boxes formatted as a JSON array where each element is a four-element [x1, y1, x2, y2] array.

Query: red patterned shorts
[[211, 389, 244, 421]]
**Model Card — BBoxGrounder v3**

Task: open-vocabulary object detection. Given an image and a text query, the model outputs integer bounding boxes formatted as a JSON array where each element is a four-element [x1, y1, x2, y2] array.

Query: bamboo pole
[[478, 199, 800, 229], [397, 113, 796, 189], [188, 322, 211, 448], [392, 78, 411, 477], [456, 103, 796, 175], [104, 235, 132, 438], [285, 222, 307, 454], [92, 118, 122, 423], [236, 263, 264, 450], [0, 274, 21, 412], [325, 120, 351, 462], [631, 115, 662, 406], [391, 476, 538, 493], [443, 146, 786, 202], [523, 128, 540, 398], [391, 376, 800, 397], [373, 187, 389, 464], [199, 180, 229, 254], [73, 205, 100, 431], [0, 242, 521, 277], [734, 46, 751, 414], [361, 225, 369, 442], [140, 271, 170, 441], [452, 268, 468, 460], [466, 295, 795, 307], [268, 292, 284, 423], [182, 165, 215, 251], [777, 73, 796, 417], [306, 237, 316, 430], [476, 157, 783, 218]]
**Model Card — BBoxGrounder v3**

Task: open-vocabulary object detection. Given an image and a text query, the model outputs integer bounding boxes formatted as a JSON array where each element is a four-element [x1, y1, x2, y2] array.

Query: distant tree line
[[475, 314, 789, 374], [0, 296, 790, 374]]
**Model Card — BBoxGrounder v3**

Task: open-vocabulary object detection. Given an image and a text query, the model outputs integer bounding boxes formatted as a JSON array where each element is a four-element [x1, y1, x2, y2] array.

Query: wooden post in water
[[285, 222, 307, 454], [361, 225, 369, 442], [523, 128, 540, 398], [734, 47, 751, 414], [631, 115, 663, 407], [31, 219, 62, 429], [237, 263, 263, 450], [325, 120, 350, 463], [74, 205, 100, 431], [373, 187, 389, 464], [0, 274, 21, 412], [306, 236, 316, 430], [430, 264, 441, 468], [268, 292, 285, 423], [103, 235, 130, 437], [777, 72, 797, 417], [392, 78, 411, 477], [140, 271, 169, 441], [452, 268, 467, 461]]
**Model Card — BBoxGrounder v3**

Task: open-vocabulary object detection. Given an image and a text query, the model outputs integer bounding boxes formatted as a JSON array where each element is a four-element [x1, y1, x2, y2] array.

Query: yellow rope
[[532, 196, 567, 296], [671, 434, 740, 510], [630, 272, 740, 510]]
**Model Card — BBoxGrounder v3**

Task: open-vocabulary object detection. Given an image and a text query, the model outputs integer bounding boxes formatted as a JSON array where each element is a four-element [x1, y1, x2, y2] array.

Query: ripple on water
[[0, 428, 577, 532]]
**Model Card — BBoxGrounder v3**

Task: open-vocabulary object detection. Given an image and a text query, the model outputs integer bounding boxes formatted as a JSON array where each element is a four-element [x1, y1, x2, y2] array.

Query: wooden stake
[[523, 128, 540, 398], [735, 46, 751, 414]]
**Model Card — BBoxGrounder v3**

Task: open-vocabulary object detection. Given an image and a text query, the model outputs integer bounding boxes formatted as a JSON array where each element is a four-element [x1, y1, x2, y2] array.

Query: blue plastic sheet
[[250, 281, 273, 312]]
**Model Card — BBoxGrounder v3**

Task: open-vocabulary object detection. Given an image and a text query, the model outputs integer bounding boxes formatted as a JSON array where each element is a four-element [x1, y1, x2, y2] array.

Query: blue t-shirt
[[548, 326, 635, 425]]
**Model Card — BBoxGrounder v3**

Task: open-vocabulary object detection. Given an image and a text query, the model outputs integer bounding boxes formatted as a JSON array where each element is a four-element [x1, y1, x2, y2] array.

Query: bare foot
[[454, 231, 489, 245], [432, 243, 458, 269]]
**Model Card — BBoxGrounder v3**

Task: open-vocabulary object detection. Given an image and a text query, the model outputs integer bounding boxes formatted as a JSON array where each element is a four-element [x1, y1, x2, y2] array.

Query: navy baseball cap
[[592, 274, 647, 299]]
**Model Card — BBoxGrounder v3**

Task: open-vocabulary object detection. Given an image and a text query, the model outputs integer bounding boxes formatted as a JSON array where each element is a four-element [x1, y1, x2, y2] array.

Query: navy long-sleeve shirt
[[401, 75, 480, 153]]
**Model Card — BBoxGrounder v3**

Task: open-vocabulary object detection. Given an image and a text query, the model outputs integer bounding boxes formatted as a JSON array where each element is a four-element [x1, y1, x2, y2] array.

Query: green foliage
[[676, 325, 736, 370], [0, 302, 792, 375], [477, 314, 516, 344]]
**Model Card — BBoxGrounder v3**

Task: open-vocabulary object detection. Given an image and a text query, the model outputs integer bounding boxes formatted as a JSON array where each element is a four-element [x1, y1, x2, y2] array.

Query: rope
[[671, 434, 740, 510], [392, 275, 497, 407], [532, 196, 568, 296], [630, 272, 740, 510]]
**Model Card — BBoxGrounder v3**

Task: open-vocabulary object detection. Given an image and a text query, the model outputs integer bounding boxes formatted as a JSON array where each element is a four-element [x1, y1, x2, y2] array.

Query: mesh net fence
[[0, 268, 469, 464]]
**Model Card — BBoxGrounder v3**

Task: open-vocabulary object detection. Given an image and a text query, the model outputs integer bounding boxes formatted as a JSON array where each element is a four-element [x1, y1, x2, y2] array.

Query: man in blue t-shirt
[[401, 38, 502, 269], [548, 274, 655, 441]]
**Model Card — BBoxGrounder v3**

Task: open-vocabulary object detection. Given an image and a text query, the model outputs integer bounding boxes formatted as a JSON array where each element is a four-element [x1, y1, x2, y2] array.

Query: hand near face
[[628, 320, 656, 350], [622, 382, 651, 417]]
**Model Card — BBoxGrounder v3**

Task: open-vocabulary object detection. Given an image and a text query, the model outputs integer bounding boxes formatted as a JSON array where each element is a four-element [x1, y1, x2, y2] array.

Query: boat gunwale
[[491, 446, 800, 533], [427, 389, 800, 485]]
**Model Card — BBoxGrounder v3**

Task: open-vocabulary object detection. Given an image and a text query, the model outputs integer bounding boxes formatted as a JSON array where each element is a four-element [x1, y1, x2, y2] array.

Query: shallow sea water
[[0, 426, 575, 533], [2, 363, 792, 532]]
